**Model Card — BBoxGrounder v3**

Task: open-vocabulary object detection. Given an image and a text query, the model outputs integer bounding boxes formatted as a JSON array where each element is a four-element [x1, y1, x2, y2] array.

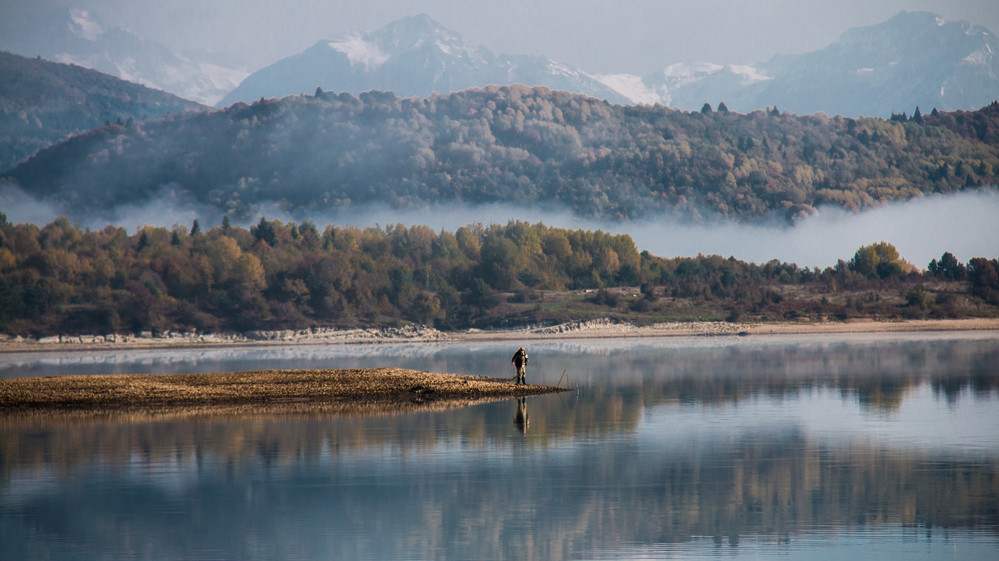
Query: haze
[[3, 0, 996, 75], [4, 183, 996, 270]]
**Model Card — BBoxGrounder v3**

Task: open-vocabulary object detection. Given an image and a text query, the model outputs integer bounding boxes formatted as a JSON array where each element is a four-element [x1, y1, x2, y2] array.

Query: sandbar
[[0, 368, 569, 420]]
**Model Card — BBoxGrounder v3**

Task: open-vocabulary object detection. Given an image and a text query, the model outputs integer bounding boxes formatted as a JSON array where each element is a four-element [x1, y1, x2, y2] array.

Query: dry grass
[[0, 368, 568, 420]]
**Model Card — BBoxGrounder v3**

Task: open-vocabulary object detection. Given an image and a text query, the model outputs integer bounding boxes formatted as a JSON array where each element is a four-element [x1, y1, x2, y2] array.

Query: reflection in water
[[514, 397, 529, 435], [1, 333, 998, 560]]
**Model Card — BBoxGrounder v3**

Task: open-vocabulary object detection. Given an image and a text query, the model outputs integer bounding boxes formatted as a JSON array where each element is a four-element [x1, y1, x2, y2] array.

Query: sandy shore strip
[[0, 368, 569, 420], [1, 318, 997, 353], [509, 317, 999, 339]]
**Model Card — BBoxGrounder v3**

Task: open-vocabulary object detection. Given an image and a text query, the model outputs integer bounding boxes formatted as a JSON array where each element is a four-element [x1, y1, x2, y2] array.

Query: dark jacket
[[512, 349, 528, 367]]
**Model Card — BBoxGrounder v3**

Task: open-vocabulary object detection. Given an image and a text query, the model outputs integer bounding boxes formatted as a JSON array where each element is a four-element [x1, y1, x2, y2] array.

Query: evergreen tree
[[251, 217, 277, 246]]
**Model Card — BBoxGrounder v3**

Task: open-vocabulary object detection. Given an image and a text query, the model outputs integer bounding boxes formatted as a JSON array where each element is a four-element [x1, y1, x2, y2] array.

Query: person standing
[[512, 347, 529, 385]]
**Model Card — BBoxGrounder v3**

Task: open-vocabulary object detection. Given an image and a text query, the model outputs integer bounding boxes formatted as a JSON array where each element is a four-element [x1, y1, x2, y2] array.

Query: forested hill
[[0, 51, 205, 173], [5, 85, 998, 222]]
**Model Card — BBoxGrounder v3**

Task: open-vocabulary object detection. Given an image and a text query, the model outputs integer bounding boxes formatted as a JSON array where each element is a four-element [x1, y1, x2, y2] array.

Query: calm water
[[2, 332, 998, 560]]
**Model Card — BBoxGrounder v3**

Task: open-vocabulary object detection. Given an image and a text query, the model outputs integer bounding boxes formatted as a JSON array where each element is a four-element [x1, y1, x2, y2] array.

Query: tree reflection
[[2, 422, 995, 560]]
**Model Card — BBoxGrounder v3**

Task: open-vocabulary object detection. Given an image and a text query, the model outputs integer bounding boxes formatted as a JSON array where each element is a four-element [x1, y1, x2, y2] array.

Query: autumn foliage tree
[[0, 214, 996, 337]]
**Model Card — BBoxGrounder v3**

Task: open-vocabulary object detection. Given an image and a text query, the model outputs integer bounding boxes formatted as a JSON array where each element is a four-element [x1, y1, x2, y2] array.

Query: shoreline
[[0, 368, 569, 421], [1, 318, 997, 354]]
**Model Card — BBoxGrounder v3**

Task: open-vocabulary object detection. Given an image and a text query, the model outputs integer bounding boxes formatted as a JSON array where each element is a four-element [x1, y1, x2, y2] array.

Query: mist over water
[[2, 183, 996, 269]]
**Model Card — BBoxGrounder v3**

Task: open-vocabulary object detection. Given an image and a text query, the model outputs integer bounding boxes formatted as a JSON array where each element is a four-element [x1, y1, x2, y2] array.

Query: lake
[[2, 332, 998, 560]]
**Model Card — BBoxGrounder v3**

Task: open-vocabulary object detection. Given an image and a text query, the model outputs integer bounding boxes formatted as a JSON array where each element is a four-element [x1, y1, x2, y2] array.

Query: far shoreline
[[1, 318, 997, 354]]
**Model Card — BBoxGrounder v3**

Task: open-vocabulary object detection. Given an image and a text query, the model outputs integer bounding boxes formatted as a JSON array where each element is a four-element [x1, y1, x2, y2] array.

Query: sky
[[3, 0, 997, 75]]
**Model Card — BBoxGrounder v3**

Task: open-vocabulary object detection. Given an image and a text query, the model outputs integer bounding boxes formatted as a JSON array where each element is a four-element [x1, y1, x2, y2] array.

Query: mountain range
[[2, 10, 996, 119], [218, 14, 629, 107], [606, 11, 999, 117], [221, 11, 998, 118]]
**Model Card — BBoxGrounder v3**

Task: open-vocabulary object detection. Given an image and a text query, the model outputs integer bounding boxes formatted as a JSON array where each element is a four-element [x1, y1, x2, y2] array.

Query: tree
[[455, 226, 480, 261], [928, 251, 965, 280], [967, 257, 999, 303], [849, 242, 912, 279], [251, 217, 277, 246], [701, 102, 713, 114], [408, 292, 445, 326], [717, 102, 729, 114], [905, 284, 929, 310], [479, 236, 522, 290], [137, 230, 151, 252]]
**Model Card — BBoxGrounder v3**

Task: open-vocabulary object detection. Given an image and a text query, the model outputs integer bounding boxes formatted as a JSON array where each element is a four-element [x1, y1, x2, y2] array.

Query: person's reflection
[[514, 397, 529, 434]]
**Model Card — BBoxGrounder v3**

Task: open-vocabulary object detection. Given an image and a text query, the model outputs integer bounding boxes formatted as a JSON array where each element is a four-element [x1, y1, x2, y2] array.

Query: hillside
[[4, 86, 998, 224], [0, 51, 205, 172], [0, 8, 246, 106]]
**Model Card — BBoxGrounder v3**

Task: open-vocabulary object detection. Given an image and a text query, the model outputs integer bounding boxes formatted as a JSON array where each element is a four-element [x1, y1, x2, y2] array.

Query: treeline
[[4, 86, 999, 222], [1, 214, 997, 337]]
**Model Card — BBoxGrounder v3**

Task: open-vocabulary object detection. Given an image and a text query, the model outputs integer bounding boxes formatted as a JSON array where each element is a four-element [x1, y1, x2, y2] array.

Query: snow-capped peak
[[728, 65, 771, 86], [961, 43, 994, 66], [68, 8, 103, 41], [375, 14, 463, 51], [328, 35, 390, 69], [659, 62, 725, 88], [593, 74, 663, 105]]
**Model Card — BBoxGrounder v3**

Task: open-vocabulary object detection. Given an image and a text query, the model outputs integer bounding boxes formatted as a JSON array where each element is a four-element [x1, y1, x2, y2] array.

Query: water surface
[[2, 332, 997, 560]]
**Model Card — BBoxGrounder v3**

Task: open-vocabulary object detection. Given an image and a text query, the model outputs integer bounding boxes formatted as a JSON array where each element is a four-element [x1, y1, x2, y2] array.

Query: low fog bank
[[629, 189, 999, 269], [2, 183, 996, 270], [310, 189, 999, 269]]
